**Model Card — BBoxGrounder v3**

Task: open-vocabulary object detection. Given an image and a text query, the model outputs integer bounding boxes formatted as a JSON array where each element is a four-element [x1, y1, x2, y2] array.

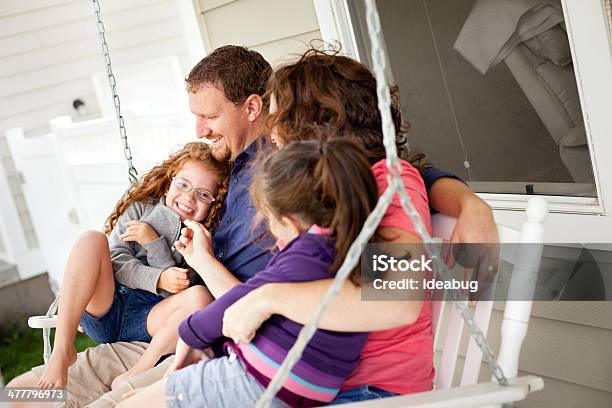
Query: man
[[8, 45, 496, 407]]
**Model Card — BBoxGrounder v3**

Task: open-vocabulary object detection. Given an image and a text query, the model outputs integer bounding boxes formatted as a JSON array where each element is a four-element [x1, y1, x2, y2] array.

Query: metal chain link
[[256, 0, 511, 406], [363, 0, 509, 392], [40, 2, 138, 367], [92, 0, 138, 184], [368, 0, 509, 386], [393, 178, 509, 388]]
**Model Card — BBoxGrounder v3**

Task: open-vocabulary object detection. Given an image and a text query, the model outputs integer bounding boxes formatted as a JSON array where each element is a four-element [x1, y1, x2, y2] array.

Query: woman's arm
[[222, 227, 424, 343]]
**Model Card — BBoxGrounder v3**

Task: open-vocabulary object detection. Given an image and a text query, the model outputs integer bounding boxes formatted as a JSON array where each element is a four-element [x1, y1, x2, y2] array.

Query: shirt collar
[[234, 137, 271, 168], [234, 139, 259, 167]]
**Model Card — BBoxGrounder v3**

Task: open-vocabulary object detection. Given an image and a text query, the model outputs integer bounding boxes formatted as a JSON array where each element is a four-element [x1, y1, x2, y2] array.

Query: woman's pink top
[[342, 159, 435, 395]]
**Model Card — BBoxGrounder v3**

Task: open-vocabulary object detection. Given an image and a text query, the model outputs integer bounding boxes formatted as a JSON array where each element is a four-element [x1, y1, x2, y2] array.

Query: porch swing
[[27, 1, 547, 407], [27, 0, 139, 362]]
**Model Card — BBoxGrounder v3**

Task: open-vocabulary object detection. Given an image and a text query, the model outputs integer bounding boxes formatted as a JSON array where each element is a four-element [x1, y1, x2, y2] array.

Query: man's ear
[[243, 94, 263, 122]]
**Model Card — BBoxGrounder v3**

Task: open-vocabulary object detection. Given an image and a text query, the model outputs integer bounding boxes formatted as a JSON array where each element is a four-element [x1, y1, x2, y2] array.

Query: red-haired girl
[[38, 142, 229, 390]]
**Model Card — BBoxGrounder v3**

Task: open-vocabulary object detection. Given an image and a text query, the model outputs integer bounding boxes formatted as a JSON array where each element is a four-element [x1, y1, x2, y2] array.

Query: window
[[344, 0, 596, 199]]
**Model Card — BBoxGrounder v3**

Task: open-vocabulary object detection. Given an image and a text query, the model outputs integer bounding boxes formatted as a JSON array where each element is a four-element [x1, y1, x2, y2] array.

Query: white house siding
[[0, 0, 194, 270], [0, 0, 193, 136], [197, 0, 321, 66]]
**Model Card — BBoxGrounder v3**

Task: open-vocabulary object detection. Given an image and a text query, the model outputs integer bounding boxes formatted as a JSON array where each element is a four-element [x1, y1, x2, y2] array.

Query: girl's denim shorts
[[79, 283, 164, 343]]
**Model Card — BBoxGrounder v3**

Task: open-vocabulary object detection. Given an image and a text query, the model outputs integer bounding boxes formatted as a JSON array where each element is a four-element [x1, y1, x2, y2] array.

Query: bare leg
[[115, 377, 170, 408], [38, 230, 115, 388], [111, 285, 213, 389]]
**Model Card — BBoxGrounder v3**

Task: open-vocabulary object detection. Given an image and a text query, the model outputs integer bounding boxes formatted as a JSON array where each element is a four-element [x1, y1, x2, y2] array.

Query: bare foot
[[37, 345, 77, 388]]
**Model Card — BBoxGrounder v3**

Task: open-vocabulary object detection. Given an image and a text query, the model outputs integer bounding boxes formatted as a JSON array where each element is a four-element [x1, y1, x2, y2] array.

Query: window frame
[[313, 0, 611, 217]]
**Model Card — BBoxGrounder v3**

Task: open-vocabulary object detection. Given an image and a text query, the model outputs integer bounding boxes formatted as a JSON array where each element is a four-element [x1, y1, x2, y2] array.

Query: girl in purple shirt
[[118, 137, 378, 408]]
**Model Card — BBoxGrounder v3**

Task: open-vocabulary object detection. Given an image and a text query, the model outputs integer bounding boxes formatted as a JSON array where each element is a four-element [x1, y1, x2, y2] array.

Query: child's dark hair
[[250, 137, 378, 284], [104, 142, 230, 235]]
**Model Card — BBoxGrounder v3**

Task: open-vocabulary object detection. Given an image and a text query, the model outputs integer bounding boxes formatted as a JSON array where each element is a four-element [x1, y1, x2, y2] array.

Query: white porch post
[[175, 0, 210, 65], [1, 128, 46, 280]]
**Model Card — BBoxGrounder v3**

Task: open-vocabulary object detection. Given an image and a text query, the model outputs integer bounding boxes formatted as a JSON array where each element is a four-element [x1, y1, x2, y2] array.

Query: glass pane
[[348, 0, 596, 197]]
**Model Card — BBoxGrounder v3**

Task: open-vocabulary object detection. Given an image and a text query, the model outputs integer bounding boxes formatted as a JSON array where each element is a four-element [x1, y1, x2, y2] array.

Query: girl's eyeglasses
[[171, 177, 215, 204]]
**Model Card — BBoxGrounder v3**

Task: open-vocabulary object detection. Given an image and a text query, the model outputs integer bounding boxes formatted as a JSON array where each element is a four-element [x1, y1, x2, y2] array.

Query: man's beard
[[210, 138, 231, 162]]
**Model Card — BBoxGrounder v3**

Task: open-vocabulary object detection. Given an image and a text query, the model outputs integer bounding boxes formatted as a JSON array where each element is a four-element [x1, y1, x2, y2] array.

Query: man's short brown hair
[[186, 45, 272, 105]]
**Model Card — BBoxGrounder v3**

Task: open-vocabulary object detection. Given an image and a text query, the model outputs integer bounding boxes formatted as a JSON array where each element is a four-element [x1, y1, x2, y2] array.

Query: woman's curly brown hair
[[265, 47, 428, 170], [104, 142, 230, 235]]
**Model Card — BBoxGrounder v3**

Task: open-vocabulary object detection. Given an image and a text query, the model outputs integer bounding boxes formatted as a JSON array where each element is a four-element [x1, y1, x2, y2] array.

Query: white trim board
[[175, 0, 209, 63], [561, 0, 612, 216], [494, 209, 612, 243], [312, 0, 360, 59]]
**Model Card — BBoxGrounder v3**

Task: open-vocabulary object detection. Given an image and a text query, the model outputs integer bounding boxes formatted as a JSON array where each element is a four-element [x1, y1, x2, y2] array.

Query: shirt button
[[234, 178, 239, 183], [217, 251, 224, 258]]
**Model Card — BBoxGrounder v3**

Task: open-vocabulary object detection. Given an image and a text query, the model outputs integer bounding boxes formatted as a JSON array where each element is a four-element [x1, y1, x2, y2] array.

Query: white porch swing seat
[[28, 0, 547, 407], [27, 202, 548, 408]]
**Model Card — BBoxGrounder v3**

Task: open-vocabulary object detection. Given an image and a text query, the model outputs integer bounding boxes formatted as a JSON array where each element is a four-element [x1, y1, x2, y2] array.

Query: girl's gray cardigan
[[108, 198, 184, 295]]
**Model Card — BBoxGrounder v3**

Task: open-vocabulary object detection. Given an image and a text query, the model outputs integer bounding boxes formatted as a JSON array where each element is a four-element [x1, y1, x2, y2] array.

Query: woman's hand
[[174, 220, 214, 268], [157, 267, 190, 293], [120, 221, 159, 246], [223, 285, 274, 344], [166, 338, 209, 376]]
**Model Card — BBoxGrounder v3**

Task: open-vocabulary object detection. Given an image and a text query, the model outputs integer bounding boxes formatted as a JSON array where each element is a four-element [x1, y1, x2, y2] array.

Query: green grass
[[0, 321, 97, 383]]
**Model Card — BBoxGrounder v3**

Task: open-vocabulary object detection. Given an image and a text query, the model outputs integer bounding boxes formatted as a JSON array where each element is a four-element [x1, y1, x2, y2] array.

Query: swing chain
[[365, 0, 509, 392], [460, 301, 508, 385], [92, 0, 138, 184], [393, 176, 509, 389]]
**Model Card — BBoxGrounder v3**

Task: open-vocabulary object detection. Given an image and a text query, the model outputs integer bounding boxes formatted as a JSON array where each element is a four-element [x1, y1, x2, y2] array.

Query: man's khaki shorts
[[30, 342, 174, 408]]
